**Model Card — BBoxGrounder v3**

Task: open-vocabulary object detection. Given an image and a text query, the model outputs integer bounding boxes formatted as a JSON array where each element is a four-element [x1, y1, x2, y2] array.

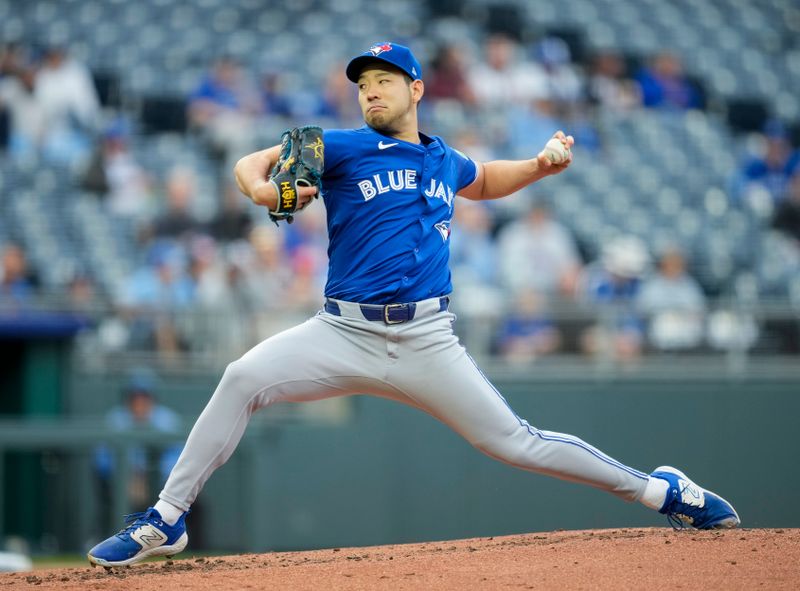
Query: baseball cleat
[[87, 507, 188, 567], [650, 466, 740, 530]]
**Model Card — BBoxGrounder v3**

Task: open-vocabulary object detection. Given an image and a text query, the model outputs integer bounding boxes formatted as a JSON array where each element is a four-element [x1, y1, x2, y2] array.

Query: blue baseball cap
[[125, 367, 158, 396], [346, 42, 422, 83]]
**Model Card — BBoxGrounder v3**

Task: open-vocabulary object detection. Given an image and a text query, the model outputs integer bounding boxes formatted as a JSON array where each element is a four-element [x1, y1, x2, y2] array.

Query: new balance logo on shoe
[[131, 525, 167, 548], [678, 478, 705, 507]]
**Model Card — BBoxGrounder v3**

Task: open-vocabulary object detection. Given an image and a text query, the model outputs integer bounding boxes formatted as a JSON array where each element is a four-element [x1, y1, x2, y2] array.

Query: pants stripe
[[466, 353, 649, 482]]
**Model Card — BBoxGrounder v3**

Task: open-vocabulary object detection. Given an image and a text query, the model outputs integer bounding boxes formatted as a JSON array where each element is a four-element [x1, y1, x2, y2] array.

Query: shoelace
[[115, 509, 160, 540], [664, 480, 697, 530], [666, 513, 688, 530]]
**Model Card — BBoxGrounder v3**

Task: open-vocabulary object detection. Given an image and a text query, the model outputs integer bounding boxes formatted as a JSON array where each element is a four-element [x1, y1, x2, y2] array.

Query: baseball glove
[[268, 125, 324, 224]]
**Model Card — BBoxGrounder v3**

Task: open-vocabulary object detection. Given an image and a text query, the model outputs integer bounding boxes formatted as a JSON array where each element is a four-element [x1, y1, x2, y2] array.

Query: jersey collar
[[361, 125, 441, 153]]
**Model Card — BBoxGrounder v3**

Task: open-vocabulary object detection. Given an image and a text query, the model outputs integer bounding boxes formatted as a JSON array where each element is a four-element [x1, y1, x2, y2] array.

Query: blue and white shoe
[[651, 466, 740, 530], [87, 508, 188, 567]]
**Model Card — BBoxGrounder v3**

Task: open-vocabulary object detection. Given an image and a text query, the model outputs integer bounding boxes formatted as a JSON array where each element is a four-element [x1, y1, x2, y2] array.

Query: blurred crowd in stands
[[1, 27, 799, 365]]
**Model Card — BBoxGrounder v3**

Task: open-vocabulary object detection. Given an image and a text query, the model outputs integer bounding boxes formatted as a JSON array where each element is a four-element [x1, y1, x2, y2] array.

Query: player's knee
[[474, 437, 517, 463], [219, 359, 262, 401], [473, 428, 540, 467]]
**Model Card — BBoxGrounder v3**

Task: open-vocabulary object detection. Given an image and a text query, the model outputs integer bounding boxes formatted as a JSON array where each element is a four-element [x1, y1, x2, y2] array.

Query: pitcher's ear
[[411, 79, 424, 103]]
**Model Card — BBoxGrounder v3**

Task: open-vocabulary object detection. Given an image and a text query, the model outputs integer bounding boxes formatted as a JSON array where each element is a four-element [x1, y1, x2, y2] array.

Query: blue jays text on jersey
[[320, 126, 478, 304]]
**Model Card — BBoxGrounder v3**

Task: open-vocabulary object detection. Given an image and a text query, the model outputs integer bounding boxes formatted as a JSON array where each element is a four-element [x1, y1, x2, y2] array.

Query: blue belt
[[324, 297, 449, 325]]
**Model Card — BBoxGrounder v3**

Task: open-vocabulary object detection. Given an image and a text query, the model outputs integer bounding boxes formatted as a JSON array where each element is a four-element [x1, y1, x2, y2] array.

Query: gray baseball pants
[[159, 297, 649, 511]]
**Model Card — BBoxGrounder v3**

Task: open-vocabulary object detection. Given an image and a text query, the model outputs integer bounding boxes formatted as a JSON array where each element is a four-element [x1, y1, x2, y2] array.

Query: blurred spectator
[[0, 62, 7, 148], [637, 247, 706, 351], [469, 34, 548, 109], [453, 128, 496, 165], [152, 166, 205, 240], [115, 240, 195, 358], [634, 52, 703, 110], [34, 45, 100, 165], [578, 235, 650, 362], [187, 236, 227, 309], [207, 183, 254, 243], [240, 226, 302, 336], [532, 36, 583, 107], [506, 97, 568, 160], [496, 201, 582, 296], [737, 121, 800, 209], [241, 226, 294, 308], [260, 68, 292, 118], [287, 243, 324, 312], [93, 368, 182, 523], [450, 199, 499, 287], [504, 42, 599, 159], [587, 51, 641, 111], [772, 170, 800, 247], [242, 215, 329, 319], [282, 204, 329, 305], [188, 56, 261, 162], [0, 243, 39, 302], [66, 268, 98, 312], [318, 63, 362, 125], [450, 199, 503, 316], [453, 129, 533, 220], [495, 288, 562, 363], [187, 236, 255, 355], [0, 42, 45, 159], [186, 235, 230, 345], [426, 44, 476, 106], [82, 118, 154, 220], [262, 69, 325, 121], [706, 308, 759, 353]]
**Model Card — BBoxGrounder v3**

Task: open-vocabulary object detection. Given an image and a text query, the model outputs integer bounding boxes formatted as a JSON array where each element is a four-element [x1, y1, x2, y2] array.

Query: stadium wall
[[28, 370, 795, 552]]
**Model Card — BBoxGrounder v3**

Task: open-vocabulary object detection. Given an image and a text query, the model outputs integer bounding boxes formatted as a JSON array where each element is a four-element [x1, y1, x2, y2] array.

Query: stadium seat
[[725, 98, 769, 133], [139, 96, 188, 134], [92, 70, 122, 108]]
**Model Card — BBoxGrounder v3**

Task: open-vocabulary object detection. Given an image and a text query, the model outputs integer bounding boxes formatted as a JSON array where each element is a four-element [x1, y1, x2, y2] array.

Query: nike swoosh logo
[[378, 141, 398, 150]]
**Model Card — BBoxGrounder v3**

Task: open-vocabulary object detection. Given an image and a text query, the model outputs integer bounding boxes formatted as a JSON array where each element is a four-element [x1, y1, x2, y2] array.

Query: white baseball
[[541, 138, 571, 164]]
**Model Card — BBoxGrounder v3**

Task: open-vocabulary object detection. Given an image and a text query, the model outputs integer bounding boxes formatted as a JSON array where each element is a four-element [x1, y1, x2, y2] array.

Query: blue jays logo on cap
[[368, 42, 393, 57], [346, 41, 422, 83]]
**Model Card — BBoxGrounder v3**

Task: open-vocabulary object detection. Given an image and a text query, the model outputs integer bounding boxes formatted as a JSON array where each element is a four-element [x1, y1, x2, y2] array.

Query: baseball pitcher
[[88, 42, 739, 568]]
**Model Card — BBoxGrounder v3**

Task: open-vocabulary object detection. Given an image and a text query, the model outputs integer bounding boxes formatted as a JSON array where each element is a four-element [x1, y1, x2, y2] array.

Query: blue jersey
[[321, 126, 478, 304]]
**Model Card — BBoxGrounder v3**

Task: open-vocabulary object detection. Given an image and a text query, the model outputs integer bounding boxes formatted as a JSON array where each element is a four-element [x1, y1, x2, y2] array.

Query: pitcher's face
[[357, 65, 420, 134]]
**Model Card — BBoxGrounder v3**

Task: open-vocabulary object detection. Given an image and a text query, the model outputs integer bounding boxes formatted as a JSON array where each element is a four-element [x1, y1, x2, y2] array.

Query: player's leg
[[386, 312, 739, 528], [157, 317, 382, 513], [384, 313, 647, 499], [88, 313, 396, 567]]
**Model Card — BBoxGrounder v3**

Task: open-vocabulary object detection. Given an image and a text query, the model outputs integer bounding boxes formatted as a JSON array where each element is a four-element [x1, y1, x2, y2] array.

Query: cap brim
[[346, 56, 411, 82]]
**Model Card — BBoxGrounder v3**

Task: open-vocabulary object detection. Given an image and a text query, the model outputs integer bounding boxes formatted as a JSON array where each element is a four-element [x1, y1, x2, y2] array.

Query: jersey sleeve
[[451, 146, 479, 192], [321, 129, 350, 180]]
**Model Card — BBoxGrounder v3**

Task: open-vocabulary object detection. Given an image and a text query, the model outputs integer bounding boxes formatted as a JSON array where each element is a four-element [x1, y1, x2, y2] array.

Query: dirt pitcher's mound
[[3, 528, 798, 590]]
